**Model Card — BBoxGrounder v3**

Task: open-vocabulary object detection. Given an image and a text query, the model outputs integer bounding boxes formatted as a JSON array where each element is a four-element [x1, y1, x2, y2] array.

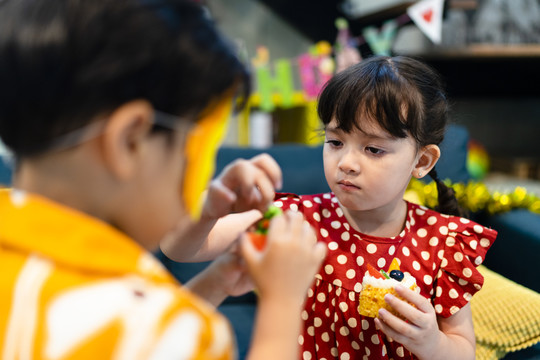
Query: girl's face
[[323, 116, 420, 216]]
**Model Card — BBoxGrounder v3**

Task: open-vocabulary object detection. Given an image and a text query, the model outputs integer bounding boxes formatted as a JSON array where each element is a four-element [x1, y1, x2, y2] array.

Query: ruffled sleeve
[[432, 217, 497, 318]]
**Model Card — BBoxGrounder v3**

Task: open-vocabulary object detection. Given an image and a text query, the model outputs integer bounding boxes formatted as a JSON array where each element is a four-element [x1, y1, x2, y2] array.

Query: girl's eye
[[325, 140, 342, 147], [366, 147, 384, 155]]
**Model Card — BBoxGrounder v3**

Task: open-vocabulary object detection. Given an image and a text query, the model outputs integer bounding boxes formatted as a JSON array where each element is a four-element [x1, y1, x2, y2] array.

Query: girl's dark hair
[[318, 55, 465, 217], [0, 0, 250, 157]]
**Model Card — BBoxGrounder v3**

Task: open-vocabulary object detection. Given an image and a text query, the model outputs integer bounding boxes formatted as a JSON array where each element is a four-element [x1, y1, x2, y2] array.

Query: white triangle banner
[[407, 0, 444, 44]]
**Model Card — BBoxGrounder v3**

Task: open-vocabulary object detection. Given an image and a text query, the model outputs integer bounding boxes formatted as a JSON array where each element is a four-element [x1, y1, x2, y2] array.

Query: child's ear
[[414, 144, 440, 179], [100, 100, 154, 180]]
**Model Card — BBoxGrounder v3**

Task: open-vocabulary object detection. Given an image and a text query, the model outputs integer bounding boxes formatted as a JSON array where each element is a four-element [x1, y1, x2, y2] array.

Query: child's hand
[[240, 211, 327, 306], [374, 285, 442, 359], [202, 154, 282, 220], [186, 243, 254, 307]]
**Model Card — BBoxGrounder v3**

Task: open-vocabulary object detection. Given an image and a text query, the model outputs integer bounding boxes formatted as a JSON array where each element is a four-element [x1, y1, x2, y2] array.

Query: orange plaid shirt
[[0, 189, 235, 360]]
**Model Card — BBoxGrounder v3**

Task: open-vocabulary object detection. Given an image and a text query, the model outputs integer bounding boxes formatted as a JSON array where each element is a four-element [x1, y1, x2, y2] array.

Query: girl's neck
[[340, 199, 408, 238]]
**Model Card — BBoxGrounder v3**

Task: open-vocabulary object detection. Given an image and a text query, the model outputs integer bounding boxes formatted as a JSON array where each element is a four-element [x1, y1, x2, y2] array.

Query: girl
[[195, 56, 497, 360]]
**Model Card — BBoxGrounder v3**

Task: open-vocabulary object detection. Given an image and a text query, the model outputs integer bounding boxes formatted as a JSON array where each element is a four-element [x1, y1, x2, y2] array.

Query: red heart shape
[[422, 9, 433, 23]]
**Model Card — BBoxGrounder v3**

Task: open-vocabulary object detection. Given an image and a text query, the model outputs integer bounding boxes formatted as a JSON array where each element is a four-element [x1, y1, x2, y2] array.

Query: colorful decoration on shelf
[[405, 178, 540, 215], [250, 1, 445, 111], [467, 139, 490, 180], [407, 0, 445, 44]]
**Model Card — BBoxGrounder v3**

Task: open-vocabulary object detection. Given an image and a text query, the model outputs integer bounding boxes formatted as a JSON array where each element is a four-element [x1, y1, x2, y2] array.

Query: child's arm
[[240, 210, 327, 360], [374, 285, 476, 360], [160, 153, 281, 262]]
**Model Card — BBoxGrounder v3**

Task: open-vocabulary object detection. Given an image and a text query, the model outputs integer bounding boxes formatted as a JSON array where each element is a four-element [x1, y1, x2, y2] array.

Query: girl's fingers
[[394, 285, 434, 314], [250, 153, 283, 190]]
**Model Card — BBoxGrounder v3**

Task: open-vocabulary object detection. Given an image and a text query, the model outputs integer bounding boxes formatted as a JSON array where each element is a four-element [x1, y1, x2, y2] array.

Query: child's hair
[[318, 55, 466, 217], [0, 0, 250, 158]]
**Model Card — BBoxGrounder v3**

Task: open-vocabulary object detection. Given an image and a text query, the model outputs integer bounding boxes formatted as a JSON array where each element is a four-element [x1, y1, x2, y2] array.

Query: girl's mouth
[[338, 180, 360, 191]]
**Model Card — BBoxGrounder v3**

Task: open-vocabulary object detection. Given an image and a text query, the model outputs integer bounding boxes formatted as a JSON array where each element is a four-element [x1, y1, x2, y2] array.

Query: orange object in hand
[[247, 205, 282, 251], [248, 232, 267, 251]]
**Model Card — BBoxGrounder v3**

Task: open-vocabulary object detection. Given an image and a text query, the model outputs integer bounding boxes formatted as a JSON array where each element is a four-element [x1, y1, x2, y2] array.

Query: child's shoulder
[[274, 192, 336, 211]]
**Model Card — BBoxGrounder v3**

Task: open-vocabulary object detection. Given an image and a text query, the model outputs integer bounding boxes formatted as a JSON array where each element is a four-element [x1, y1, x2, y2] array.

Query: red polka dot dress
[[274, 193, 497, 360]]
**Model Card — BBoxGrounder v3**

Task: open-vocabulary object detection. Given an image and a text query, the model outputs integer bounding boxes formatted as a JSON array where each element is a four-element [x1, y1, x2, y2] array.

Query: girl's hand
[[202, 154, 282, 220], [240, 211, 326, 305], [374, 285, 442, 359]]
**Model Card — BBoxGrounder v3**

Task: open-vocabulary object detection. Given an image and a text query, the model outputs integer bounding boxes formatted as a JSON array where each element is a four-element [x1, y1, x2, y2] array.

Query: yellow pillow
[[472, 266, 540, 360]]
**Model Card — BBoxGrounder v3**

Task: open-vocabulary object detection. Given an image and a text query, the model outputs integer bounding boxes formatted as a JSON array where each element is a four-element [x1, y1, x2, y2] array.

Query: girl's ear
[[100, 100, 154, 180], [414, 144, 440, 179]]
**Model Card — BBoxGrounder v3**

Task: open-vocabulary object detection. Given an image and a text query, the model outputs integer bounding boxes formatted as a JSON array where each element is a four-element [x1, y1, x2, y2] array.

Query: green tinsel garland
[[406, 178, 540, 215]]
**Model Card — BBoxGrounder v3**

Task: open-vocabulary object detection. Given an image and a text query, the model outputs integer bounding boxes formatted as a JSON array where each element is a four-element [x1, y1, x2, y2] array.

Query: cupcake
[[358, 258, 418, 318]]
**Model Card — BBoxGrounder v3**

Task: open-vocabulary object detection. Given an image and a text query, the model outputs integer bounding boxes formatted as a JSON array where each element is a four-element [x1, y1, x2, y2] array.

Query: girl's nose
[[338, 149, 360, 174]]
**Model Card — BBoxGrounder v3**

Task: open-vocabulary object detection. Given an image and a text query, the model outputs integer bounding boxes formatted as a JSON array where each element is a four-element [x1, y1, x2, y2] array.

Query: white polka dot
[[454, 252, 464, 262], [449, 289, 459, 299], [361, 319, 369, 330], [450, 306, 460, 315], [377, 258, 386, 268], [325, 308, 331, 317], [415, 208, 426, 216], [346, 269, 356, 279], [435, 304, 443, 313], [371, 334, 380, 344], [321, 332, 330, 342], [350, 244, 356, 253], [388, 245, 396, 256], [354, 282, 362, 292], [417, 228, 428, 237], [331, 221, 341, 229], [411, 238, 418, 247], [460, 218, 470, 224], [313, 213, 321, 222], [343, 222, 350, 230], [352, 341, 360, 350], [473, 225, 484, 234], [359, 332, 364, 342], [290, 204, 298, 212], [480, 238, 491, 248], [307, 288, 314, 298], [427, 216, 438, 225], [336, 207, 344, 217], [333, 279, 343, 287], [441, 257, 448, 268], [328, 242, 338, 250], [396, 346, 404, 357], [421, 251, 430, 260], [412, 261, 421, 271], [439, 226, 449, 235], [437, 250, 444, 259], [314, 317, 322, 327], [317, 293, 326, 303], [303, 200, 313, 208], [463, 267, 473, 278], [336, 254, 347, 264], [348, 318, 357, 328], [307, 326, 315, 336], [301, 310, 309, 320], [436, 286, 443, 297], [429, 237, 439, 246], [464, 292, 472, 301], [331, 348, 338, 357], [349, 292, 356, 301], [458, 278, 469, 286], [314, 197, 322, 203], [320, 228, 329, 238], [475, 256, 483, 266], [340, 353, 350, 360], [446, 237, 456, 247], [298, 335, 304, 345], [448, 222, 458, 230], [402, 246, 410, 256], [274, 201, 284, 208], [339, 302, 349, 312], [470, 240, 478, 250], [303, 351, 312, 360], [340, 326, 350, 336], [325, 264, 334, 274], [341, 232, 350, 241], [423, 275, 433, 285], [356, 256, 365, 267], [322, 209, 331, 218], [366, 243, 377, 254]]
